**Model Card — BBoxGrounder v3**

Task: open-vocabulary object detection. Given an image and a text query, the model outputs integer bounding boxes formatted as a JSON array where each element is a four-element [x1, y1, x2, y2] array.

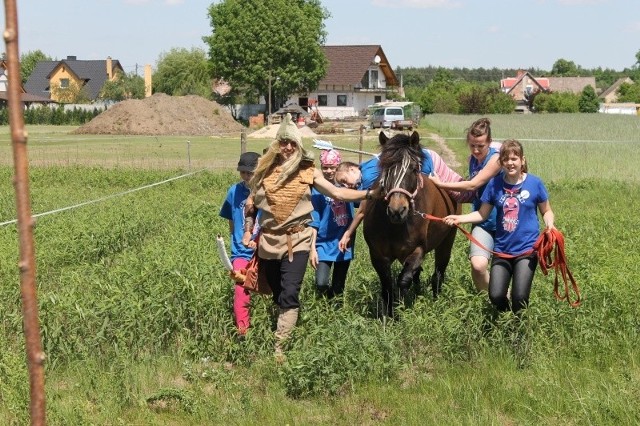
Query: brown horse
[[363, 131, 460, 317]]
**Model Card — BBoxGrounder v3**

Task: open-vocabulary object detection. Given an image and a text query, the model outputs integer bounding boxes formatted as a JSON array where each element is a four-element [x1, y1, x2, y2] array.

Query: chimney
[[144, 64, 152, 97], [66, 55, 77, 61], [106, 56, 113, 80]]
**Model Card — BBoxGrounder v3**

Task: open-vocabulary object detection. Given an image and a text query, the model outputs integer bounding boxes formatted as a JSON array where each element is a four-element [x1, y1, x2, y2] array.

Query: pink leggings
[[232, 258, 251, 333]]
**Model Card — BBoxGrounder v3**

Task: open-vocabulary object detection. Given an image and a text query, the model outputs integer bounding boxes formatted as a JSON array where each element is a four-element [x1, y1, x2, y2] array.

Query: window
[[369, 70, 379, 89], [60, 78, 69, 89], [337, 95, 347, 106], [318, 95, 327, 106], [374, 95, 382, 103]]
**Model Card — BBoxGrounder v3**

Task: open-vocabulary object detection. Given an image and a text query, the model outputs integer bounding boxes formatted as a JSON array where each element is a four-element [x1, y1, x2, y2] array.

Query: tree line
[[9, 0, 640, 116]]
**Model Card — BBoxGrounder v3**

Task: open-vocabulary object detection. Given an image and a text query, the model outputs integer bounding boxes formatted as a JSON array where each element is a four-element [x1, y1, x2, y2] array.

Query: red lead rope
[[532, 228, 581, 307], [416, 212, 582, 307]]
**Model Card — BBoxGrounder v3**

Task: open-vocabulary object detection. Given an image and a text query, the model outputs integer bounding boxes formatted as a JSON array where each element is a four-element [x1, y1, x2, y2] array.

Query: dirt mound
[[73, 93, 244, 136]]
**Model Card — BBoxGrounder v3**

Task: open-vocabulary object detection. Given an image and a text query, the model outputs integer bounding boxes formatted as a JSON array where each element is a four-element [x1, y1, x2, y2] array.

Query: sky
[[2, 0, 639, 76]]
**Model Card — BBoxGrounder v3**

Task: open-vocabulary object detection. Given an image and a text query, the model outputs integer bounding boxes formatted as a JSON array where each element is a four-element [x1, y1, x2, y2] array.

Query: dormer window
[[60, 78, 69, 89]]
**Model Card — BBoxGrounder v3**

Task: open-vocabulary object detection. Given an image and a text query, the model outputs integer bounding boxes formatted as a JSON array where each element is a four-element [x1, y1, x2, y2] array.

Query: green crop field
[[1, 114, 639, 424]]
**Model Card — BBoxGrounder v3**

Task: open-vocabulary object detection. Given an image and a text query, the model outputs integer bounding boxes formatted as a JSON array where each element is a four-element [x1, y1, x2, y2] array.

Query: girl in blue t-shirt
[[444, 139, 555, 313]]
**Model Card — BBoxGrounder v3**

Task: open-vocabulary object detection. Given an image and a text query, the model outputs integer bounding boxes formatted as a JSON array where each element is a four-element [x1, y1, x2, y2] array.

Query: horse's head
[[377, 131, 425, 224]]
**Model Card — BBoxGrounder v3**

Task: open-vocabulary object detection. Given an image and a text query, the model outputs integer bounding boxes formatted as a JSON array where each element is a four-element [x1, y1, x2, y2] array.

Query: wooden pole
[[240, 128, 247, 154], [358, 125, 365, 163], [3, 1, 47, 424]]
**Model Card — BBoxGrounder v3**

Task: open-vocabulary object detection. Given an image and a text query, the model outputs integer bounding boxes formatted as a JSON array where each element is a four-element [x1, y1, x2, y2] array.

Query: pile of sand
[[73, 93, 244, 136]]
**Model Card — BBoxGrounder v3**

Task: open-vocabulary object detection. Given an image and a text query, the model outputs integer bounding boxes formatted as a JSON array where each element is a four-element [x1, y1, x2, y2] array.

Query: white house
[[285, 45, 401, 119]]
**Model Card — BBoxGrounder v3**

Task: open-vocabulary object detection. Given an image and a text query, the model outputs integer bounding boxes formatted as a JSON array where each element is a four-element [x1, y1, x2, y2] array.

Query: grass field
[[1, 114, 639, 425]]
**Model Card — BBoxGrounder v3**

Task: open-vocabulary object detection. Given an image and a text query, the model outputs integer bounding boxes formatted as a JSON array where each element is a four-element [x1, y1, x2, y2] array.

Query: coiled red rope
[[416, 211, 581, 307]]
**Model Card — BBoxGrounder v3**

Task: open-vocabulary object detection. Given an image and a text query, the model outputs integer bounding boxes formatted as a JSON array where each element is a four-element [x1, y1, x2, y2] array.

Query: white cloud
[[371, 0, 461, 8]]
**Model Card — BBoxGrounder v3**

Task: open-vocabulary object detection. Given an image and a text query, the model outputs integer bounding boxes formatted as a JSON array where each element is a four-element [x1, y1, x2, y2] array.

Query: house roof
[[24, 56, 124, 100], [599, 77, 634, 99], [0, 91, 56, 104], [320, 45, 399, 87], [546, 76, 596, 94], [501, 71, 550, 92]]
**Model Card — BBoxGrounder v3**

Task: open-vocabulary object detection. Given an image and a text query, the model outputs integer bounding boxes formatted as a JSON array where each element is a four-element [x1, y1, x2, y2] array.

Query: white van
[[370, 107, 404, 129]]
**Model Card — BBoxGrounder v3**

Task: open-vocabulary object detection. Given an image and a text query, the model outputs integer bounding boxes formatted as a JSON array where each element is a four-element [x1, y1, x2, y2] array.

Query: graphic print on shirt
[[500, 187, 529, 233], [328, 196, 349, 227]]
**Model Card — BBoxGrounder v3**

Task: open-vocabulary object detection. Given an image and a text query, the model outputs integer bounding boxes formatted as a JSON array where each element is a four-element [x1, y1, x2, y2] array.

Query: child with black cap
[[219, 151, 260, 336]]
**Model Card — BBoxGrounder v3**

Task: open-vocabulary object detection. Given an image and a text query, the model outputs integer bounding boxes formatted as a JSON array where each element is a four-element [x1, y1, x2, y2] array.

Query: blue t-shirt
[[219, 181, 255, 261], [311, 187, 355, 262], [469, 146, 500, 232], [480, 173, 548, 256], [358, 149, 434, 190]]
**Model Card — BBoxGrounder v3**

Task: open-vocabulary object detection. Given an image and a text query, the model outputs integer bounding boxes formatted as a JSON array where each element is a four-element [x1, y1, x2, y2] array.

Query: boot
[[274, 307, 299, 361]]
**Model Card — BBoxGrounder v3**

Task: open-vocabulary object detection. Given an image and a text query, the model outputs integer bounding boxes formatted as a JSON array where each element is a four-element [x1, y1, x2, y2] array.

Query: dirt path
[[426, 132, 461, 169]]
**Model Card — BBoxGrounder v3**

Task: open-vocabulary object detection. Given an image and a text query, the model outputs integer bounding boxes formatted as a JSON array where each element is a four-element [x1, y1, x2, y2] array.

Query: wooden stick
[[3, 1, 47, 424]]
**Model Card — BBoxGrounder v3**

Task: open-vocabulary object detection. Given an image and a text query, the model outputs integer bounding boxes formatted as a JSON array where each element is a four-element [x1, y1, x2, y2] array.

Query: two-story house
[[286, 45, 401, 119], [25, 55, 124, 102]]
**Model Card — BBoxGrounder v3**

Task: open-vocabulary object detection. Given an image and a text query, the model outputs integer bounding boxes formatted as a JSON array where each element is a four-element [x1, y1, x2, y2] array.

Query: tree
[[578, 85, 600, 113], [617, 82, 640, 103], [100, 70, 145, 101], [152, 47, 212, 97], [50, 80, 90, 104], [204, 0, 329, 112], [550, 58, 580, 76], [20, 50, 52, 84]]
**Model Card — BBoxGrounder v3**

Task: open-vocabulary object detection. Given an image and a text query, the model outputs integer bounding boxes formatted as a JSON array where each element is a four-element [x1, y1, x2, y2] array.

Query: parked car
[[370, 107, 404, 129]]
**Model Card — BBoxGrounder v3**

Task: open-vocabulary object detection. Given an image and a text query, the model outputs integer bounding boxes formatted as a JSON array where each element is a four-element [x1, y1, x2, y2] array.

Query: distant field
[[422, 113, 640, 183]]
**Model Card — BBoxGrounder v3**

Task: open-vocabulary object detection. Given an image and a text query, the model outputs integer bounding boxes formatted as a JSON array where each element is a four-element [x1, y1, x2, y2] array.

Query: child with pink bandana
[[310, 149, 355, 298]]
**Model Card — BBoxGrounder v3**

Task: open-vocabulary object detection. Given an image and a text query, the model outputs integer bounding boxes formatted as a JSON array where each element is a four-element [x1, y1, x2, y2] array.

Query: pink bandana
[[320, 149, 341, 166]]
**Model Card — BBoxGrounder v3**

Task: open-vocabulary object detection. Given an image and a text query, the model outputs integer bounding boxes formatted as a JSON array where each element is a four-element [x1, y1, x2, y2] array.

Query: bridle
[[379, 153, 423, 209]]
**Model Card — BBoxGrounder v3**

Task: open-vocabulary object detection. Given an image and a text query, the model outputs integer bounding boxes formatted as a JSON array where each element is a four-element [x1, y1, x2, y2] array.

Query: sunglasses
[[278, 140, 297, 148]]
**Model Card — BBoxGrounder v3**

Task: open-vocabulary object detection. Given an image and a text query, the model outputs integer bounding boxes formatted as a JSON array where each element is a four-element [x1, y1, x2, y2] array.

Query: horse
[[362, 131, 460, 317]]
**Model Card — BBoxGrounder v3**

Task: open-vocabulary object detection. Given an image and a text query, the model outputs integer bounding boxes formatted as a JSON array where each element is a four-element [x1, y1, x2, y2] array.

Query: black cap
[[237, 151, 260, 172]]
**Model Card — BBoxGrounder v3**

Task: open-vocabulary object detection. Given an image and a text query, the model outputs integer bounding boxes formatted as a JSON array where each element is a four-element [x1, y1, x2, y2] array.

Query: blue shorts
[[469, 226, 494, 259]]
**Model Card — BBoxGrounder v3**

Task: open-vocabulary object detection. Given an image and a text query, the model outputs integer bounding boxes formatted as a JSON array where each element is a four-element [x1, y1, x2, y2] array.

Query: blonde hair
[[249, 139, 314, 191]]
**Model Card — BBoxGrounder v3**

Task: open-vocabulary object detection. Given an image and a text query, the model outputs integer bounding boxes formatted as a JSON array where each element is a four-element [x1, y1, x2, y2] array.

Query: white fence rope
[[442, 137, 638, 143], [0, 169, 205, 227]]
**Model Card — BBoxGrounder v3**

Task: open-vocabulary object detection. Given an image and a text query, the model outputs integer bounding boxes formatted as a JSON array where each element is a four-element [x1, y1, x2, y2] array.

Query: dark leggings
[[315, 260, 351, 297], [261, 251, 309, 309], [489, 253, 537, 313]]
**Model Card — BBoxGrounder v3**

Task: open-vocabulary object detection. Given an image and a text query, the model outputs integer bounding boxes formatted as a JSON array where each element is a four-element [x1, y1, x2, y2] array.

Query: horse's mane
[[377, 133, 426, 171]]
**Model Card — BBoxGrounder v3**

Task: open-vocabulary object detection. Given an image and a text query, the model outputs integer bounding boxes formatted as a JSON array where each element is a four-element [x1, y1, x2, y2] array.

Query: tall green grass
[[1, 114, 639, 423]]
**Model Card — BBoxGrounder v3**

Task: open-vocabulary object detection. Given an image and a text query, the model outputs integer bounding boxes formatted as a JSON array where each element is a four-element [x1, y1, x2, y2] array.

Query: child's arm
[[444, 203, 492, 226], [242, 195, 257, 248], [538, 200, 555, 230], [338, 200, 366, 252]]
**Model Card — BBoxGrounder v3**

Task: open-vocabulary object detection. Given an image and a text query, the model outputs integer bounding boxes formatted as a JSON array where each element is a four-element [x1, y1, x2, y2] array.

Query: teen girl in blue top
[[430, 118, 503, 292], [444, 139, 555, 313], [310, 149, 355, 298]]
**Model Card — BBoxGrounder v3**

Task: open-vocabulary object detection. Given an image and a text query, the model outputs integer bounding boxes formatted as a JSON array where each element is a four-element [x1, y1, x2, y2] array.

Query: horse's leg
[[431, 229, 457, 298], [398, 249, 424, 300], [371, 257, 394, 317]]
